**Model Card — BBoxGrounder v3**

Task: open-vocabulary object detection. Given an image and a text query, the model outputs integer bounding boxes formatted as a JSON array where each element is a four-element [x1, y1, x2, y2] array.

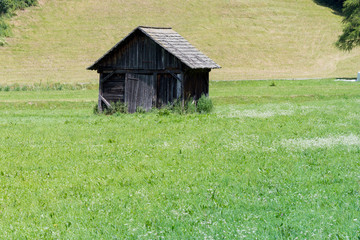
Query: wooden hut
[[87, 26, 220, 113]]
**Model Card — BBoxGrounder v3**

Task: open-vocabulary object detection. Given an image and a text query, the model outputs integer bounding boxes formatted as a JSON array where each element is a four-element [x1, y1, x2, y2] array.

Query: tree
[[336, 0, 360, 51], [314, 0, 345, 10]]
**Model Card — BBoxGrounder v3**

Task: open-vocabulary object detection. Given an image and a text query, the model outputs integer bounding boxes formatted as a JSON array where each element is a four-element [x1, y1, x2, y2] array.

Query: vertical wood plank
[[125, 73, 129, 111], [98, 73, 103, 112], [169, 75, 173, 103], [161, 48, 165, 69], [136, 38, 139, 69], [139, 36, 143, 69], [153, 72, 157, 107]]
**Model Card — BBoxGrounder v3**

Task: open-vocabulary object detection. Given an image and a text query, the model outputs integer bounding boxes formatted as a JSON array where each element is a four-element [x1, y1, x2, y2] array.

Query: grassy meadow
[[0, 79, 360, 238], [1, 0, 360, 84]]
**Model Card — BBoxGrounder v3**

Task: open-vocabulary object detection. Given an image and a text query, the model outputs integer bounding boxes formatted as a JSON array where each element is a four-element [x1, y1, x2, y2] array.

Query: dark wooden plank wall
[[156, 73, 180, 107], [100, 31, 182, 70], [184, 70, 210, 100], [125, 73, 154, 113], [102, 73, 125, 103]]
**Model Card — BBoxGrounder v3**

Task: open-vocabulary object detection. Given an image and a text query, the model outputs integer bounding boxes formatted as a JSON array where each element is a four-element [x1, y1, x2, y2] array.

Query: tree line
[[0, 0, 37, 45], [0, 0, 37, 15], [316, 0, 360, 51], [336, 0, 360, 51], [314, 0, 345, 10]]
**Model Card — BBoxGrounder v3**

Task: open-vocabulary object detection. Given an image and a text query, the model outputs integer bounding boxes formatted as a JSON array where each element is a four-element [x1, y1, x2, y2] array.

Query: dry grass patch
[[281, 134, 360, 150], [1, 0, 360, 84]]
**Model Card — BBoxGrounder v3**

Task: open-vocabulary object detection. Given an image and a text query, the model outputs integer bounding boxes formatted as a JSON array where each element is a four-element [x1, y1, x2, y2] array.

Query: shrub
[[54, 83, 63, 91], [102, 101, 128, 115], [0, 0, 37, 15], [158, 107, 171, 116], [13, 84, 20, 91], [185, 99, 196, 114], [0, 0, 12, 15], [0, 19, 10, 37], [4, 85, 10, 91], [196, 94, 213, 113], [114, 101, 128, 114], [136, 106, 146, 113], [93, 104, 99, 114], [171, 99, 184, 114]]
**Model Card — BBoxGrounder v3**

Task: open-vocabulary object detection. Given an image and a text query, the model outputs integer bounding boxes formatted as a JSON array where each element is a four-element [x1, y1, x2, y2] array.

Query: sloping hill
[[0, 0, 360, 84]]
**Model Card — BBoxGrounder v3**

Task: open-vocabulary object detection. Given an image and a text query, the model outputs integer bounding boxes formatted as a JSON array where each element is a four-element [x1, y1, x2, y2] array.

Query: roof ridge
[[138, 26, 172, 29]]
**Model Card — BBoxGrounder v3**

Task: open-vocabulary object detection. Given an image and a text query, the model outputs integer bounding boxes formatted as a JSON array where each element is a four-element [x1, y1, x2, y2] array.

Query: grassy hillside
[[0, 0, 360, 84]]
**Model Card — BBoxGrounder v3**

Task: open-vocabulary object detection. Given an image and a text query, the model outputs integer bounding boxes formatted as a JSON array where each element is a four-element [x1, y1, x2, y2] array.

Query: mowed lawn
[[0, 79, 360, 238]]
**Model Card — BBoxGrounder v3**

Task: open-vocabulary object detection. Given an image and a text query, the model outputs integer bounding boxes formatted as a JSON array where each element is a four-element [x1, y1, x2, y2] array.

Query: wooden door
[[125, 73, 154, 113], [156, 73, 180, 107]]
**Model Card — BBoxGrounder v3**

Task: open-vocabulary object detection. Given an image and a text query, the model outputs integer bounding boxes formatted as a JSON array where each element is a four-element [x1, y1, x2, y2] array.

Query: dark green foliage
[[313, 0, 345, 11], [185, 100, 196, 114], [196, 94, 213, 113], [102, 101, 128, 115], [0, 0, 37, 43], [135, 106, 146, 113], [171, 99, 184, 114], [0, 0, 12, 15], [313, 0, 360, 51], [336, 0, 360, 51], [113, 101, 128, 114], [0, 18, 10, 45], [0, 0, 37, 15], [157, 107, 171, 116], [93, 104, 99, 115], [164, 97, 212, 115]]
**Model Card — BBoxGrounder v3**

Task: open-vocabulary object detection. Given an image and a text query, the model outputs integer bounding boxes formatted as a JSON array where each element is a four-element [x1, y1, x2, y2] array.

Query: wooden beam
[[166, 70, 182, 83], [98, 68, 182, 75], [98, 75, 103, 112], [99, 95, 112, 108], [181, 72, 184, 107], [101, 71, 116, 83]]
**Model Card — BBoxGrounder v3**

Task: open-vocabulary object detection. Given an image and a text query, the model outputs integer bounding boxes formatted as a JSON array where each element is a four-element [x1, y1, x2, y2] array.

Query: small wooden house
[[87, 26, 220, 113]]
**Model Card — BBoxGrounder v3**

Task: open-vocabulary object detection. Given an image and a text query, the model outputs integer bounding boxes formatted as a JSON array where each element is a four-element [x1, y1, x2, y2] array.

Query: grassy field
[[1, 0, 360, 84], [0, 79, 360, 238]]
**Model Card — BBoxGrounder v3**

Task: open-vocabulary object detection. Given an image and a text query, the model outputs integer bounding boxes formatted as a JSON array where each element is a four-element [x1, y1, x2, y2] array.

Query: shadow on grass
[[312, 0, 343, 15]]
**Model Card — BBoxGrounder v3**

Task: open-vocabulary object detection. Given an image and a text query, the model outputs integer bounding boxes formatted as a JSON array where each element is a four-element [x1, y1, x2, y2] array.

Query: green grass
[[210, 79, 360, 104], [1, 0, 360, 84], [0, 79, 360, 238]]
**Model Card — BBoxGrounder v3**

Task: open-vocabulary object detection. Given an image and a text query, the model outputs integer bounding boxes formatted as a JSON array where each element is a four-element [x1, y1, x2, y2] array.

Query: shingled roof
[[88, 26, 220, 70]]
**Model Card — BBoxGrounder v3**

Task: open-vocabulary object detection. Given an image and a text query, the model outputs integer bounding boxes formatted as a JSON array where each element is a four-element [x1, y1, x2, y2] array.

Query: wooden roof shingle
[[88, 26, 220, 70]]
